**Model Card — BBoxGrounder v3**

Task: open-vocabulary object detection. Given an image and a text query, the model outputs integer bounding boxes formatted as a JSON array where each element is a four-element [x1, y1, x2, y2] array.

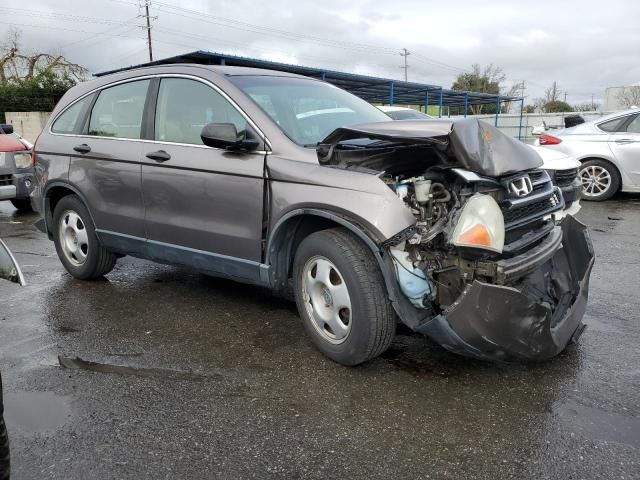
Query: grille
[[554, 168, 578, 187], [0, 175, 12, 186], [503, 191, 561, 225]]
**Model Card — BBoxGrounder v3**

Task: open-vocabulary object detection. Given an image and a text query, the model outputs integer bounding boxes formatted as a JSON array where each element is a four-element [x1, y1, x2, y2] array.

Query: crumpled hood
[[318, 118, 543, 178]]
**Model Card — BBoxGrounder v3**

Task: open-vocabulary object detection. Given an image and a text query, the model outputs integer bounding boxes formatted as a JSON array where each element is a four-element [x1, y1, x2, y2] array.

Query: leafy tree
[[0, 29, 86, 117], [544, 100, 573, 113], [452, 64, 505, 114], [523, 105, 536, 113]]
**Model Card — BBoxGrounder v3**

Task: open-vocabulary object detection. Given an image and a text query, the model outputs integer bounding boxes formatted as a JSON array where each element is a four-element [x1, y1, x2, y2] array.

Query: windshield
[[229, 75, 390, 146], [386, 109, 431, 120]]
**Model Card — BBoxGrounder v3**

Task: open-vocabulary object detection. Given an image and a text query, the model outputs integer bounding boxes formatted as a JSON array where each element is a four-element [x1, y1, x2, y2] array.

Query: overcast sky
[[2, 0, 639, 106]]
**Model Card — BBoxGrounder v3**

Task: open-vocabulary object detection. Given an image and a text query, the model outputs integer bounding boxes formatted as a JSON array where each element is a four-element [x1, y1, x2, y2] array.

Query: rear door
[[607, 114, 640, 188], [140, 76, 266, 278], [68, 79, 150, 253]]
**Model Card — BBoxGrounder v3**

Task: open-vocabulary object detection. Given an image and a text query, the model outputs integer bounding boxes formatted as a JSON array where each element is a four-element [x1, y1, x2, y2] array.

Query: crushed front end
[[318, 119, 595, 362]]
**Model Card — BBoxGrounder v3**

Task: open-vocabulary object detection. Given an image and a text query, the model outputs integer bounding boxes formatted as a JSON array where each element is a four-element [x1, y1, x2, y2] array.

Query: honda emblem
[[509, 176, 533, 197]]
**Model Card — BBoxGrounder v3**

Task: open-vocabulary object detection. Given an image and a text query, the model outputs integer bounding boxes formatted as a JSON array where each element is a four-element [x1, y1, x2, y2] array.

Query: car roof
[[590, 107, 640, 124], [0, 133, 28, 152]]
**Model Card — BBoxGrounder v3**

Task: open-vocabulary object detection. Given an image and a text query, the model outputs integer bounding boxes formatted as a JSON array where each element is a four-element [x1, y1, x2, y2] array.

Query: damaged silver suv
[[32, 65, 594, 365]]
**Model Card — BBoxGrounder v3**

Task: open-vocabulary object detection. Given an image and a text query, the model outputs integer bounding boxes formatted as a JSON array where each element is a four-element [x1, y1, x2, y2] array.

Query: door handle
[[615, 138, 634, 144], [146, 150, 171, 162], [73, 144, 91, 154]]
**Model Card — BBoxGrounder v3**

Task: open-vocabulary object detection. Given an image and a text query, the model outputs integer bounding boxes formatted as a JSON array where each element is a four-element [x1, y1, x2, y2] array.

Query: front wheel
[[292, 228, 396, 366], [579, 159, 620, 201], [52, 195, 117, 279]]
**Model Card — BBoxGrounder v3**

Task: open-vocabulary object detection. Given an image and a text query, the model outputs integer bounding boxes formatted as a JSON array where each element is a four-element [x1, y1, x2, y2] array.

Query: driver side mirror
[[0, 239, 25, 285], [200, 123, 260, 151]]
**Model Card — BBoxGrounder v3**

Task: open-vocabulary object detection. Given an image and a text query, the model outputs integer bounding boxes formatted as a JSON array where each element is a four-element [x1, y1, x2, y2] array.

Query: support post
[[219, 58, 225, 65], [389, 81, 395, 106], [464, 93, 468, 118], [438, 88, 443, 118], [425, 90, 429, 114], [495, 96, 501, 126], [518, 98, 524, 140], [320, 72, 326, 81]]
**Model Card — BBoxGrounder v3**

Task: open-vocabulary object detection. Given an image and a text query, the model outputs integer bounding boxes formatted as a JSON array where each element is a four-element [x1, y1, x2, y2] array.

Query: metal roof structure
[[96, 50, 525, 137]]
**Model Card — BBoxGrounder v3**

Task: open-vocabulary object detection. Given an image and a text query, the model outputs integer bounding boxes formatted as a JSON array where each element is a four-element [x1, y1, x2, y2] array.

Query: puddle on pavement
[[554, 400, 640, 447], [58, 356, 219, 382], [3, 391, 71, 435]]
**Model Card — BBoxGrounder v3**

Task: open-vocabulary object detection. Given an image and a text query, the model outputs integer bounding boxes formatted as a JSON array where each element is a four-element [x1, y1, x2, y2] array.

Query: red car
[[0, 124, 34, 212]]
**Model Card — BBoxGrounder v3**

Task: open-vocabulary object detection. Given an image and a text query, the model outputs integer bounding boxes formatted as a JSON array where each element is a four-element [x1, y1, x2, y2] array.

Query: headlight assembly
[[450, 194, 505, 253]]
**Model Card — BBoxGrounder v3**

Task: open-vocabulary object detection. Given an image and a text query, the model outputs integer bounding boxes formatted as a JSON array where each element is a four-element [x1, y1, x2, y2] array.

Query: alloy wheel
[[580, 165, 611, 198]]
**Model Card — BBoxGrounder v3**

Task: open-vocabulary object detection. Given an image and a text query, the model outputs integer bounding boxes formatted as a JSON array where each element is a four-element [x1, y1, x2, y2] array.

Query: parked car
[[0, 238, 25, 480], [0, 124, 35, 212], [529, 145, 581, 218], [32, 65, 594, 365], [378, 106, 432, 120], [535, 108, 640, 201]]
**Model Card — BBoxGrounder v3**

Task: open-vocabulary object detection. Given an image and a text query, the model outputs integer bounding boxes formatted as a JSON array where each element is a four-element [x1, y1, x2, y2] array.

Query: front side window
[[52, 96, 92, 134], [154, 78, 247, 145], [88, 80, 150, 139], [228, 76, 390, 146]]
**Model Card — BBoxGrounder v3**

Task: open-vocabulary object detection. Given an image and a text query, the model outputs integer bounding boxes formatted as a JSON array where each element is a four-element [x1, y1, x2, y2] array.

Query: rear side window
[[88, 80, 150, 139], [51, 96, 92, 134], [597, 117, 626, 132], [154, 78, 247, 145]]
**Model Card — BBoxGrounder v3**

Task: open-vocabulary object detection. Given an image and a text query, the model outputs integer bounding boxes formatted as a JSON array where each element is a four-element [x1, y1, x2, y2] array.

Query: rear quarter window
[[51, 96, 92, 134], [597, 117, 626, 132]]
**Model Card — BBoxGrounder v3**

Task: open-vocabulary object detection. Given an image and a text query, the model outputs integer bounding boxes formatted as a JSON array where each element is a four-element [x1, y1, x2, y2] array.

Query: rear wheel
[[292, 228, 395, 366], [579, 159, 620, 201], [52, 195, 117, 279], [10, 198, 32, 212]]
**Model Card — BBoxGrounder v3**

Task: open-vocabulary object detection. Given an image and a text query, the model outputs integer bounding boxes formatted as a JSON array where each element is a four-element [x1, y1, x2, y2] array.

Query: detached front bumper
[[417, 215, 594, 361]]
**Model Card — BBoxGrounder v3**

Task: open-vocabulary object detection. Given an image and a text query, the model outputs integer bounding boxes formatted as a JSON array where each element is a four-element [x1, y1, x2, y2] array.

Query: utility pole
[[140, 0, 155, 62], [564, 92, 567, 103], [400, 48, 410, 82]]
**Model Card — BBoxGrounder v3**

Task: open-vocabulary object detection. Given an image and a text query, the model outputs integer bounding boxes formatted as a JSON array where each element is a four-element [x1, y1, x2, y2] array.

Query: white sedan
[[535, 108, 640, 201]]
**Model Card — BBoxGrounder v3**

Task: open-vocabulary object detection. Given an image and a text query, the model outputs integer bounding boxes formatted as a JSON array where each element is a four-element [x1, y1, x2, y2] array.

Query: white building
[[604, 83, 640, 112]]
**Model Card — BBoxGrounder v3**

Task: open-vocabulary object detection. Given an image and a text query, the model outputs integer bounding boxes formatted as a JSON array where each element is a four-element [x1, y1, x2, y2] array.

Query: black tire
[[0, 415, 9, 480], [292, 228, 396, 366], [579, 159, 621, 201], [10, 198, 32, 212], [52, 195, 117, 279]]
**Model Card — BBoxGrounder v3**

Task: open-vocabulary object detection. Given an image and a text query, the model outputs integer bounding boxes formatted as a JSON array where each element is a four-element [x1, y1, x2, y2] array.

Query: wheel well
[[44, 186, 77, 237], [268, 214, 373, 290]]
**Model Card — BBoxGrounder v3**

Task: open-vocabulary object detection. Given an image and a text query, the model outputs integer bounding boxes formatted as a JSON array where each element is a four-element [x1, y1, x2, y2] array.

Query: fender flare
[[265, 208, 431, 329], [41, 181, 97, 236]]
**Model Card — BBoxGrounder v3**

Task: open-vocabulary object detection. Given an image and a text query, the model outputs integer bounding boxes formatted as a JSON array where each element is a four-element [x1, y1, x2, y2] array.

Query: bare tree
[[452, 64, 506, 114], [534, 81, 562, 111], [500, 82, 523, 114], [1, 28, 87, 83], [616, 86, 640, 108], [574, 102, 600, 112]]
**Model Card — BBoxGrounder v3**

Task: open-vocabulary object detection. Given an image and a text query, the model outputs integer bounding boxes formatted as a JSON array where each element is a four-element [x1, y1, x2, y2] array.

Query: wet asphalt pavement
[[1, 197, 639, 480]]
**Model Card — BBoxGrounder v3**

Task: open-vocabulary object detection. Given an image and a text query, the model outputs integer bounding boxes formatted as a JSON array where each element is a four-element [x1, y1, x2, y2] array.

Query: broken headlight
[[450, 194, 505, 253]]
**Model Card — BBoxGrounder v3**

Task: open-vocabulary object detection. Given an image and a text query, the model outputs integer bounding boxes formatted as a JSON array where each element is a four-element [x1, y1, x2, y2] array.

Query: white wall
[[449, 112, 607, 143], [4, 112, 50, 144]]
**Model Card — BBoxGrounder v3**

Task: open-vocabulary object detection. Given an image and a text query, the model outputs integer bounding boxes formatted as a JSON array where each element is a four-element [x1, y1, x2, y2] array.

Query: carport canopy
[[96, 50, 523, 132]]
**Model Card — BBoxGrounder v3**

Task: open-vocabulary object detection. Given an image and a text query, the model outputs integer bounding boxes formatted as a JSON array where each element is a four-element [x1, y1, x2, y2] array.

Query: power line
[[400, 48, 410, 82]]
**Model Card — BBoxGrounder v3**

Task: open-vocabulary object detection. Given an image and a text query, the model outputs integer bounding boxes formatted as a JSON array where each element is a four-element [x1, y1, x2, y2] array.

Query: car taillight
[[539, 134, 562, 145]]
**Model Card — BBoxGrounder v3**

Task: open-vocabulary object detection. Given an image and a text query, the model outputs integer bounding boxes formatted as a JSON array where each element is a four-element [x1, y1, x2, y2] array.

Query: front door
[[608, 114, 640, 188], [140, 77, 266, 280]]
